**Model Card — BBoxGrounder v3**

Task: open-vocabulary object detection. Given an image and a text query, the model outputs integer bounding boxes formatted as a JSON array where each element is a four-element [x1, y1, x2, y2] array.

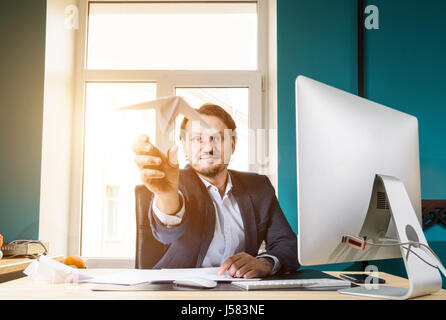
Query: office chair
[[134, 184, 167, 269]]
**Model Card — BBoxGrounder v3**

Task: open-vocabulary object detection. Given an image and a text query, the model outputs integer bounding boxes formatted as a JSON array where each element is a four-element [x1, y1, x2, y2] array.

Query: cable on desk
[[342, 235, 446, 278]]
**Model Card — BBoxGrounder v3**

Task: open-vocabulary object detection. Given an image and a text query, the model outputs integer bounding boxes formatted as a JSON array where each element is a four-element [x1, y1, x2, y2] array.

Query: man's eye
[[192, 137, 201, 143], [213, 136, 221, 143]]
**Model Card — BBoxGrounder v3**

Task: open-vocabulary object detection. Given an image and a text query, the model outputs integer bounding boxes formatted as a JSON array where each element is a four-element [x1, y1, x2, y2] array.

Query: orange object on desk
[[0, 234, 3, 259], [63, 255, 86, 269]]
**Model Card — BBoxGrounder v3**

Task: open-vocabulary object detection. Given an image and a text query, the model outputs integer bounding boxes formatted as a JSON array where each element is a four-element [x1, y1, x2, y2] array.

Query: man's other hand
[[218, 252, 273, 279]]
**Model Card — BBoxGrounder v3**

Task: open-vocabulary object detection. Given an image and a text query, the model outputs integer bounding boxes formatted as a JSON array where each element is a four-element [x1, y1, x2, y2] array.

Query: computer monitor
[[295, 75, 442, 299]]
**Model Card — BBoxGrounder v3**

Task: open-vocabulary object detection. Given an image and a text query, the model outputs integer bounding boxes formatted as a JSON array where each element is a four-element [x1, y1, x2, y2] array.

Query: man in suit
[[133, 104, 298, 278]]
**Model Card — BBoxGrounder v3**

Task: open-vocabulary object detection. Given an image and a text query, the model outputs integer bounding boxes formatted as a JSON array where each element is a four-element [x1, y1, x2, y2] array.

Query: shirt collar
[[198, 172, 233, 196]]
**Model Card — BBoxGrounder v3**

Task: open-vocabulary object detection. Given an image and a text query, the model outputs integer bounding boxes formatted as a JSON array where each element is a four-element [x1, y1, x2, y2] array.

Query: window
[[75, 0, 268, 258], [87, 2, 257, 70], [105, 185, 120, 240], [82, 82, 157, 257]]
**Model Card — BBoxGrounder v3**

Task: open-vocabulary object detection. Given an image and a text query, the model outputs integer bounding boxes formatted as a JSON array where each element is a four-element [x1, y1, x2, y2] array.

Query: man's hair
[[179, 103, 237, 140]]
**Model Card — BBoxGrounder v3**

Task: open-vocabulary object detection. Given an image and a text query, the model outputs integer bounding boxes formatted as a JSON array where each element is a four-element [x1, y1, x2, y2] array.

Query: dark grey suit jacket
[[148, 166, 299, 274]]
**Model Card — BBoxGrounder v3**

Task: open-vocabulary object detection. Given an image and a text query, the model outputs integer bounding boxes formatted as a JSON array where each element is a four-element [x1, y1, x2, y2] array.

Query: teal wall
[[363, 0, 446, 283], [364, 0, 446, 201], [277, 0, 446, 277], [0, 0, 47, 242], [277, 0, 358, 236]]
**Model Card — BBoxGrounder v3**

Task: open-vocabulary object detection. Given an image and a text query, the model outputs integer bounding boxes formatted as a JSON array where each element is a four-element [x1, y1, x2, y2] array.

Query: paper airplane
[[115, 96, 210, 133]]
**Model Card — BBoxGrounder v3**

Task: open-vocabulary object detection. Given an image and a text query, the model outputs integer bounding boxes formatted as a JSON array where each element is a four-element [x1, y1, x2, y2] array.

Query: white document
[[83, 267, 260, 285], [23, 255, 93, 283], [160, 267, 261, 282]]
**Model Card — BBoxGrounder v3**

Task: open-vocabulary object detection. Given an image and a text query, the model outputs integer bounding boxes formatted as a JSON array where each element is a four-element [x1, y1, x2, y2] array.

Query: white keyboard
[[231, 278, 351, 290]]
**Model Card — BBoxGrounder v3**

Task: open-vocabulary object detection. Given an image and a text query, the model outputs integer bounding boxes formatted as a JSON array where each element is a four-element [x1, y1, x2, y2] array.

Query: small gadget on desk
[[173, 277, 217, 289], [339, 273, 385, 284], [1, 240, 48, 258], [295, 75, 445, 300]]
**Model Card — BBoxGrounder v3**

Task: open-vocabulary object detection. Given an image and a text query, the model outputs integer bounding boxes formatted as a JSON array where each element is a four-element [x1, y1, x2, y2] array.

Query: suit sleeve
[[151, 191, 186, 226], [262, 176, 300, 273], [148, 191, 189, 244]]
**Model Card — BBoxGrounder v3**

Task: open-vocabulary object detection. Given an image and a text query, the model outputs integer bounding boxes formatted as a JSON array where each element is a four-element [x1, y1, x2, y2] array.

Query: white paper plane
[[115, 96, 210, 133]]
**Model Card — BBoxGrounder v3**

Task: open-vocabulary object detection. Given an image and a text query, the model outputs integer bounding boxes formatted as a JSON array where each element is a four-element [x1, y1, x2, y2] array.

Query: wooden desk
[[0, 269, 445, 300], [0, 256, 64, 276]]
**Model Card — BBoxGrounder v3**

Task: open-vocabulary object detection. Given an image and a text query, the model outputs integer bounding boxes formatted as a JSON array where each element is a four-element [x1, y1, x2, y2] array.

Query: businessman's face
[[182, 115, 236, 178]]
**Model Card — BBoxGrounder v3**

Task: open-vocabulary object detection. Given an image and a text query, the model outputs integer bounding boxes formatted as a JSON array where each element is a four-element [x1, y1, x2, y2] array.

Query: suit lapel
[[181, 167, 216, 267], [180, 167, 258, 265], [229, 171, 258, 256]]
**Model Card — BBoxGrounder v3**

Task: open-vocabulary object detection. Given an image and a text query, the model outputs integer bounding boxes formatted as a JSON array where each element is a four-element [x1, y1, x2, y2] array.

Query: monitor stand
[[338, 174, 442, 300]]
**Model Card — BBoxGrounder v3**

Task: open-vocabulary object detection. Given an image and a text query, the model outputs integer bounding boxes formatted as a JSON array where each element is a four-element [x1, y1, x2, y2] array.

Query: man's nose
[[201, 138, 214, 151]]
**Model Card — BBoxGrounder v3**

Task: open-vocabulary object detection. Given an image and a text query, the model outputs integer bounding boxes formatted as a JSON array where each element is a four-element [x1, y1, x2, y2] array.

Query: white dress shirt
[[151, 173, 280, 275]]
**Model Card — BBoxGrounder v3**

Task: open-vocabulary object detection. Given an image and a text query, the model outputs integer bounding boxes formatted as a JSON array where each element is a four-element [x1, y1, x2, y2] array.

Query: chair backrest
[[134, 185, 166, 269]]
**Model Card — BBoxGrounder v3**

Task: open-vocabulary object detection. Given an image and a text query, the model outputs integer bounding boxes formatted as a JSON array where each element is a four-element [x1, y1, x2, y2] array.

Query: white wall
[[39, 0, 78, 256]]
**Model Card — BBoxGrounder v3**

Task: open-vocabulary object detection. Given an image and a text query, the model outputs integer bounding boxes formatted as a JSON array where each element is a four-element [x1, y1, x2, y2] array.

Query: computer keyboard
[[231, 278, 351, 290]]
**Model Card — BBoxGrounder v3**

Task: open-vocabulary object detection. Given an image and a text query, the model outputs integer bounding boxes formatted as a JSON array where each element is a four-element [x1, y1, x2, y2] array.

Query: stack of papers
[[83, 267, 260, 285], [23, 257, 259, 286]]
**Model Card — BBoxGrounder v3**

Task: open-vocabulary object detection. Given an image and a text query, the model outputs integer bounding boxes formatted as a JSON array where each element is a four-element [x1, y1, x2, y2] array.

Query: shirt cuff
[[256, 254, 281, 275], [151, 191, 185, 227]]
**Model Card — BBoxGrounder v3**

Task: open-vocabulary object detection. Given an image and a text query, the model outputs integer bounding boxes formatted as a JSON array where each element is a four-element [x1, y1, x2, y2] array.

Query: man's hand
[[133, 134, 180, 215], [218, 252, 273, 279]]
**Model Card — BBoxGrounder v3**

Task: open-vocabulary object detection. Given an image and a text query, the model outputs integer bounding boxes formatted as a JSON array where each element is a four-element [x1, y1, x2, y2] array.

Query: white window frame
[[104, 184, 121, 242], [69, 0, 276, 256]]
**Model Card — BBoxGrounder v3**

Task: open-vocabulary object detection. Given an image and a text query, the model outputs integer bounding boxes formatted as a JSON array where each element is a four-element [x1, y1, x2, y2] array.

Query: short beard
[[192, 163, 227, 178]]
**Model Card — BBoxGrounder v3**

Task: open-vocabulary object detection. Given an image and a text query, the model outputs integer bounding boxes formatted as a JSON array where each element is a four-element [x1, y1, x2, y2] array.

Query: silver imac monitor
[[295, 75, 442, 299]]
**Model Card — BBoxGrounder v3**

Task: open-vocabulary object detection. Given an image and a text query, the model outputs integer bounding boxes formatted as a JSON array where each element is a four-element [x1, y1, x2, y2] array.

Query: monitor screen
[[295, 75, 421, 266]]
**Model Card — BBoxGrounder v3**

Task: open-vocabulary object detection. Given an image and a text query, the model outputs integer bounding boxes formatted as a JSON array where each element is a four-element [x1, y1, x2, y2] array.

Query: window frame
[[104, 184, 121, 242], [70, 0, 274, 257]]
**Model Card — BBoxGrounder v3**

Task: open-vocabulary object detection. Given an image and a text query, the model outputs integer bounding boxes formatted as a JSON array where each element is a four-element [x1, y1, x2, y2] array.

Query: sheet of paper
[[83, 267, 260, 285], [160, 267, 254, 281], [82, 269, 166, 285], [23, 255, 93, 283]]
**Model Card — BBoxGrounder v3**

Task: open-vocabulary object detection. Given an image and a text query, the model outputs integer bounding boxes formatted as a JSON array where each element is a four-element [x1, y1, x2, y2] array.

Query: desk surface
[[0, 256, 64, 275], [0, 269, 445, 300]]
